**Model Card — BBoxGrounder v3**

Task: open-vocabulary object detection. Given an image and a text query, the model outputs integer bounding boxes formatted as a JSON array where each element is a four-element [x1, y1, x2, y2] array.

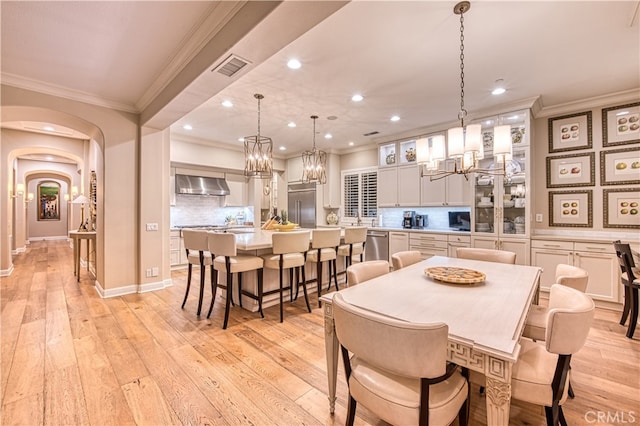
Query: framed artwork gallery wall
[[532, 91, 640, 232]]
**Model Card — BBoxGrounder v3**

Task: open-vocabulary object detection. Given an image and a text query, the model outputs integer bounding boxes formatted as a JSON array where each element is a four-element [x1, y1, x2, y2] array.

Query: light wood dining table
[[320, 255, 541, 426]]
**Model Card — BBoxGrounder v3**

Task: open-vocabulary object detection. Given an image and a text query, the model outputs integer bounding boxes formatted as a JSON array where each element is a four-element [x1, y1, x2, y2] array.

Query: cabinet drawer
[[410, 240, 447, 250], [531, 240, 573, 251], [410, 233, 447, 243], [574, 242, 612, 253], [448, 234, 471, 243]]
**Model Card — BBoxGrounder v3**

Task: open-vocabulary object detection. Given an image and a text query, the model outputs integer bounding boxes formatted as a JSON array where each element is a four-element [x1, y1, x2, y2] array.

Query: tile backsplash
[[170, 194, 253, 227]]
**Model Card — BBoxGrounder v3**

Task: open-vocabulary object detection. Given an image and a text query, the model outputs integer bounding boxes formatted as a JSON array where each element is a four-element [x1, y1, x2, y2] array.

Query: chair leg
[[289, 268, 294, 302], [222, 271, 233, 329], [182, 263, 192, 309], [207, 269, 218, 319], [197, 263, 205, 315], [621, 285, 631, 325], [301, 265, 311, 313], [559, 406, 568, 426], [279, 263, 284, 323], [346, 395, 357, 426], [545, 403, 561, 426], [331, 259, 339, 291], [626, 287, 638, 339], [568, 380, 575, 399], [257, 268, 264, 318], [238, 272, 243, 308], [317, 260, 323, 307]]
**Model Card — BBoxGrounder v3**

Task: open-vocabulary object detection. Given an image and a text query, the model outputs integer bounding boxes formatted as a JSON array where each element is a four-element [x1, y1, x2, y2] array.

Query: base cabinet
[[409, 233, 448, 259], [447, 234, 471, 258], [388, 231, 409, 264], [531, 240, 619, 303], [472, 236, 530, 265]]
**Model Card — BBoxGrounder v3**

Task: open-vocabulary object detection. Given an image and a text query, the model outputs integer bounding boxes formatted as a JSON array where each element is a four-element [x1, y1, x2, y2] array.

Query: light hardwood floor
[[1, 240, 638, 425]]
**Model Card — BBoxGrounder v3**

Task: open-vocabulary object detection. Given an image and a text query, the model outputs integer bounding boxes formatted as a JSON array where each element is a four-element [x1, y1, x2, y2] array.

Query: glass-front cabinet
[[471, 110, 531, 265]]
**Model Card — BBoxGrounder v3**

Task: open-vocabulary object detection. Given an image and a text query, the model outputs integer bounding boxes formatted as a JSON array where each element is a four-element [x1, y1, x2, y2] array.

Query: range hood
[[175, 174, 230, 196]]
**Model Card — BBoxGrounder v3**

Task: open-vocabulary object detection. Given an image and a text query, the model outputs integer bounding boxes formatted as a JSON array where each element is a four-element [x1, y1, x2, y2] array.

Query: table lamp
[[72, 195, 90, 231]]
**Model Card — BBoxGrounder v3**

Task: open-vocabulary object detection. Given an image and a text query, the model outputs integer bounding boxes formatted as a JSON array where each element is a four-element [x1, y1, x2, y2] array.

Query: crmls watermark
[[584, 411, 637, 424]]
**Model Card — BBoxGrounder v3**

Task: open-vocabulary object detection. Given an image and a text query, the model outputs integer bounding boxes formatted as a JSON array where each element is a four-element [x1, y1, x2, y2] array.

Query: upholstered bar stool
[[456, 247, 516, 264], [391, 250, 422, 270], [207, 232, 264, 329], [181, 229, 214, 316], [337, 226, 368, 284], [346, 260, 390, 286], [307, 228, 341, 306], [262, 231, 311, 322]]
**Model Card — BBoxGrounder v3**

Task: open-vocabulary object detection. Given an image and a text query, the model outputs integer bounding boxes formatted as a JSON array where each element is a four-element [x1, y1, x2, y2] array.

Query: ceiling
[[2, 1, 639, 159]]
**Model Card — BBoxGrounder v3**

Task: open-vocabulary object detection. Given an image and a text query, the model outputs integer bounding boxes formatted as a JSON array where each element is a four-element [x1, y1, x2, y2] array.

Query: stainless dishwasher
[[365, 230, 389, 262]]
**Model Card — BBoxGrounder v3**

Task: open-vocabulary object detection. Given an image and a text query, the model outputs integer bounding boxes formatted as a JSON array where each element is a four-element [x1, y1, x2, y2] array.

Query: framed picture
[[600, 146, 640, 186], [549, 190, 592, 227], [604, 188, 640, 229], [546, 152, 595, 188], [602, 101, 640, 147], [37, 181, 60, 221], [548, 111, 593, 153]]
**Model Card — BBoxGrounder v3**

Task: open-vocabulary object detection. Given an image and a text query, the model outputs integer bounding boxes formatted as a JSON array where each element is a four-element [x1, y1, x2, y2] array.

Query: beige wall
[[340, 147, 377, 171]]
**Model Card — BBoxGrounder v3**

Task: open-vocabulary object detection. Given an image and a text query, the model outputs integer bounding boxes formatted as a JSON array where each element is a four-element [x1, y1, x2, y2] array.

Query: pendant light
[[243, 93, 273, 179], [301, 115, 327, 184]]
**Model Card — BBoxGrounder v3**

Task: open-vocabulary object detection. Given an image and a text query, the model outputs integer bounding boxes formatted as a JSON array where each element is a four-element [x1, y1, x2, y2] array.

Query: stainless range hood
[[175, 174, 230, 196]]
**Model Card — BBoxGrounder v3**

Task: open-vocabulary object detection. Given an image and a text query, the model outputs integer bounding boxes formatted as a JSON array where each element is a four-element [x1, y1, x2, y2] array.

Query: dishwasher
[[365, 230, 389, 262]]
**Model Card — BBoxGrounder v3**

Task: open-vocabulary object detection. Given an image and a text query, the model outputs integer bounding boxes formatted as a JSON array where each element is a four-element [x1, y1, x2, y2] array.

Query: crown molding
[[535, 89, 640, 118]]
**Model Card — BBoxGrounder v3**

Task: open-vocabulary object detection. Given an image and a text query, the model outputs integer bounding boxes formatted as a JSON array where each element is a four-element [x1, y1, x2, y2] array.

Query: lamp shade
[[465, 124, 482, 153], [16, 183, 25, 195], [493, 125, 512, 155], [72, 195, 90, 204], [415, 138, 430, 163], [447, 127, 464, 158], [431, 135, 446, 161]]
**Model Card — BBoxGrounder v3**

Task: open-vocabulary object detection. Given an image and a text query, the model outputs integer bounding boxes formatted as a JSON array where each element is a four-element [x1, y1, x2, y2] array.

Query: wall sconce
[[64, 193, 70, 202], [71, 186, 78, 197], [11, 183, 25, 198], [25, 192, 34, 203]]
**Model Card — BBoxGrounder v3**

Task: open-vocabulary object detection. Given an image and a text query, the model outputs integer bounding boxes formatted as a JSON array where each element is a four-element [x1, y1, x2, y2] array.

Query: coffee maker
[[403, 211, 416, 229], [415, 214, 427, 229]]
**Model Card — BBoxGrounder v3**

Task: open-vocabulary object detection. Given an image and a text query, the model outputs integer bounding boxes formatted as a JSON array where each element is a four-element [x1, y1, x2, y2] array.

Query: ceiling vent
[[363, 131, 379, 136], [212, 54, 251, 77]]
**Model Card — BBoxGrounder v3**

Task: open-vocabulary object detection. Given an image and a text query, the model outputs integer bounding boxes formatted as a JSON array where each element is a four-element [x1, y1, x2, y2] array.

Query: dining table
[[320, 255, 542, 426]]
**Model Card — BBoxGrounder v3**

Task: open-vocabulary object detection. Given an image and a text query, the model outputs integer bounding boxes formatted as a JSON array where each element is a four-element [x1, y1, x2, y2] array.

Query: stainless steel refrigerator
[[287, 183, 316, 228]]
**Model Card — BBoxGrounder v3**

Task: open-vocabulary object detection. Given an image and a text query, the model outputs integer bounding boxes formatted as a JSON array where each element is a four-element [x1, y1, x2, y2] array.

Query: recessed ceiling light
[[348, 141, 355, 146], [238, 137, 245, 142], [390, 115, 400, 122], [351, 94, 364, 102], [279, 146, 286, 151], [287, 122, 296, 128], [221, 100, 233, 107], [485, 120, 494, 126], [182, 124, 193, 130], [327, 115, 338, 120], [325, 133, 333, 139], [287, 59, 301, 69], [43, 125, 55, 131], [491, 87, 506, 95]]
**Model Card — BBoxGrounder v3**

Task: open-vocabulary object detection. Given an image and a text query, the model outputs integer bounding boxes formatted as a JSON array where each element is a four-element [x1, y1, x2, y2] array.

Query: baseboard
[[11, 246, 26, 254], [28, 236, 69, 242], [0, 264, 15, 277], [94, 278, 173, 298]]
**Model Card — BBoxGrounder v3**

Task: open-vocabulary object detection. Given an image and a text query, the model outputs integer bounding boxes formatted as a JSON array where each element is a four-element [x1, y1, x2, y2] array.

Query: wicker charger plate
[[424, 266, 486, 284]]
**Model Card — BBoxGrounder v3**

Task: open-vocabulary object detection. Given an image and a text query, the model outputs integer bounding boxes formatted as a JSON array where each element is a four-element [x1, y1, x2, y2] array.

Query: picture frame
[[37, 181, 61, 221], [548, 111, 592, 153], [600, 146, 640, 186], [603, 188, 640, 229], [546, 152, 595, 188], [602, 101, 640, 147], [549, 190, 592, 227]]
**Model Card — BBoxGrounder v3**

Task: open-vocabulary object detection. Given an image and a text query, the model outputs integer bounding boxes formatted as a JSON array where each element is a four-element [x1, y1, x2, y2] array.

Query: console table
[[69, 231, 96, 281]]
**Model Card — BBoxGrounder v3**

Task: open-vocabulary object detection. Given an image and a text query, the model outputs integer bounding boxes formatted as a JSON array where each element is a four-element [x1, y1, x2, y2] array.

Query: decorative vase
[[327, 211, 339, 225]]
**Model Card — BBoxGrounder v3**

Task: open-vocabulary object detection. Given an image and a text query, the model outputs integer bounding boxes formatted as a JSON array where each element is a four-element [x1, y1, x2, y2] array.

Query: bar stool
[[337, 226, 367, 285], [307, 228, 341, 306], [207, 232, 264, 329], [262, 231, 311, 322], [181, 229, 213, 316]]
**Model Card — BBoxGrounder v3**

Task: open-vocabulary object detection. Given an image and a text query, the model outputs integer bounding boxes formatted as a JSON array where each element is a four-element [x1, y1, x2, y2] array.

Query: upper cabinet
[[379, 140, 417, 167], [322, 153, 341, 208], [378, 139, 420, 207], [420, 159, 471, 206], [225, 175, 248, 207], [287, 156, 303, 182]]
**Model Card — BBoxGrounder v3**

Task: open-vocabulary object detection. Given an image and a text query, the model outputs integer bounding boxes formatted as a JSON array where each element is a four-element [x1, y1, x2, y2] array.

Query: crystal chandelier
[[243, 93, 273, 178], [416, 1, 512, 181], [301, 115, 327, 184]]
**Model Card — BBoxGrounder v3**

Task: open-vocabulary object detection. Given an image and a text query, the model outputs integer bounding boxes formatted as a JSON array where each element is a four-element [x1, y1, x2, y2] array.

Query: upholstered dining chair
[[511, 284, 595, 426], [613, 241, 639, 339], [523, 264, 589, 341], [332, 292, 469, 426], [181, 229, 214, 316], [346, 260, 389, 286], [337, 226, 368, 283], [307, 228, 341, 306], [207, 232, 264, 329], [391, 250, 422, 270], [456, 247, 516, 264], [261, 231, 311, 323]]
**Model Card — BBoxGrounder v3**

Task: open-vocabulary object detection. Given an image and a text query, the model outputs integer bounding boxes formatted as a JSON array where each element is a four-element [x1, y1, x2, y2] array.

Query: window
[[342, 168, 377, 218]]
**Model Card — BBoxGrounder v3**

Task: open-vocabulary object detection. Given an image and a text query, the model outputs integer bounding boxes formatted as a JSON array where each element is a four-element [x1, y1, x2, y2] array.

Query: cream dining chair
[[346, 260, 389, 286], [456, 247, 516, 264], [207, 232, 264, 329], [181, 229, 214, 316], [510, 284, 594, 426], [391, 250, 422, 270], [333, 292, 469, 426]]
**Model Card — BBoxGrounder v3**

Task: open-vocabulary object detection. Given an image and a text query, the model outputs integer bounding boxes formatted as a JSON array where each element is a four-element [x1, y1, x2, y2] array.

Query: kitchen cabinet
[[472, 236, 530, 265], [420, 160, 471, 206], [447, 234, 471, 257], [379, 140, 416, 168], [409, 233, 448, 259], [388, 231, 409, 264], [287, 156, 303, 183], [531, 239, 620, 303], [170, 230, 182, 266], [377, 164, 421, 207], [322, 153, 341, 208], [225, 179, 248, 207]]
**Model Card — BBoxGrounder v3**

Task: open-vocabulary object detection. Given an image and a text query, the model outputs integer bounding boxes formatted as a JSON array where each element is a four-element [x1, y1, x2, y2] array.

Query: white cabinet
[[170, 230, 181, 266], [225, 179, 248, 207], [377, 165, 421, 207], [531, 239, 620, 303], [322, 153, 341, 208], [420, 160, 471, 206], [409, 233, 448, 259], [388, 231, 409, 264], [287, 156, 303, 183], [447, 234, 471, 257], [473, 236, 530, 265]]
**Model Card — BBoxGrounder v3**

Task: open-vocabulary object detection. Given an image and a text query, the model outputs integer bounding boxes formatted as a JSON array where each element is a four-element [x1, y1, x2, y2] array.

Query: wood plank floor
[[2, 240, 638, 425]]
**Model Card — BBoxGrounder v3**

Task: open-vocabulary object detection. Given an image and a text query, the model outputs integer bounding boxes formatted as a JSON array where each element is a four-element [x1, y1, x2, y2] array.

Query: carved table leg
[[322, 297, 338, 414], [485, 375, 512, 425]]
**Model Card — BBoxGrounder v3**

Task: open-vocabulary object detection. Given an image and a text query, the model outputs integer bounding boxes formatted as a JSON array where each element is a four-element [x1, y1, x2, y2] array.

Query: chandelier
[[301, 115, 327, 184], [243, 93, 273, 178], [416, 1, 512, 181]]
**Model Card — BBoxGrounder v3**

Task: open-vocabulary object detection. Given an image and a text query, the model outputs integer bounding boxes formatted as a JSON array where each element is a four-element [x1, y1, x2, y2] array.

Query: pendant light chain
[[458, 8, 466, 126]]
